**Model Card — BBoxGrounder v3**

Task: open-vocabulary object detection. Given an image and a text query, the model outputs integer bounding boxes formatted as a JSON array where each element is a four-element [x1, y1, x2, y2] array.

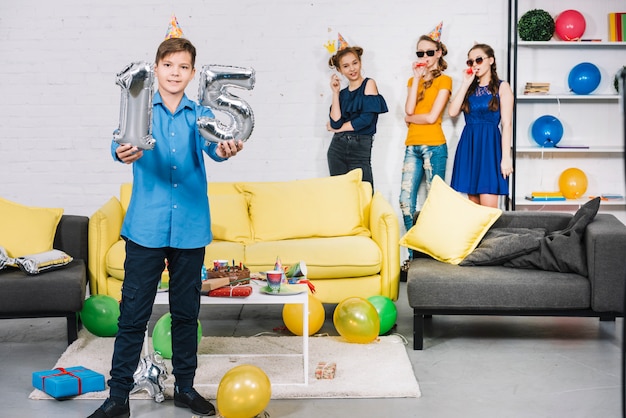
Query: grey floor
[[1, 282, 623, 418]]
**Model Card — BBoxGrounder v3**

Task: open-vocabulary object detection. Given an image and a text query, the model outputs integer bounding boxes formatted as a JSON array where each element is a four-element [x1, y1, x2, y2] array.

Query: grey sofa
[[407, 211, 626, 350], [0, 215, 88, 345]]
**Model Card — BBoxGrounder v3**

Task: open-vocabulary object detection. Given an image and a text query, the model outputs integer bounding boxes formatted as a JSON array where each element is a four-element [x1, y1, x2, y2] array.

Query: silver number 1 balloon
[[113, 62, 156, 150], [197, 65, 256, 144]]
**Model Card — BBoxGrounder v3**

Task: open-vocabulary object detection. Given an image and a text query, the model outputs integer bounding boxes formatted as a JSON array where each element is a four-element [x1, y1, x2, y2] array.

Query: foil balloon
[[113, 61, 156, 150], [130, 352, 169, 403], [197, 65, 256, 144]]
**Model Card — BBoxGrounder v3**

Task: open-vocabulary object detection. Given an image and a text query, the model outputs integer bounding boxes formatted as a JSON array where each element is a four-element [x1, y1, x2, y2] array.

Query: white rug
[[30, 330, 421, 400]]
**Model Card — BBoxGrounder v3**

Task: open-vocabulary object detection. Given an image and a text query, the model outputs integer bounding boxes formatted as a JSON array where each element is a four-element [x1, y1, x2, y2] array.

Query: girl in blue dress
[[327, 45, 388, 189], [449, 43, 514, 208]]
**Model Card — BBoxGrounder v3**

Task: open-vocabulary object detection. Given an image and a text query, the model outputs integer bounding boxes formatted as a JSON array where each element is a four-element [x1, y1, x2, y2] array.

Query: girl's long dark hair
[[461, 43, 501, 113]]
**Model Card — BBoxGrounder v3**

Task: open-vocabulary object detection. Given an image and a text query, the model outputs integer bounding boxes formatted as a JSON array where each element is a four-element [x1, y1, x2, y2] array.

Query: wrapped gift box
[[201, 277, 230, 292], [315, 361, 337, 379], [32, 366, 105, 398], [208, 285, 252, 297]]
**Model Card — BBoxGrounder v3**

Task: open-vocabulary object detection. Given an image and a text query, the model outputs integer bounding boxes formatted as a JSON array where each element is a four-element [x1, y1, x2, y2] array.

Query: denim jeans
[[327, 132, 374, 189], [399, 144, 448, 233], [108, 239, 205, 399]]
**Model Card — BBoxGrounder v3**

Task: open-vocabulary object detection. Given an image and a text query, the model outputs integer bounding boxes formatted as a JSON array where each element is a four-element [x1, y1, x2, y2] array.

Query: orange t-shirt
[[404, 74, 452, 146]]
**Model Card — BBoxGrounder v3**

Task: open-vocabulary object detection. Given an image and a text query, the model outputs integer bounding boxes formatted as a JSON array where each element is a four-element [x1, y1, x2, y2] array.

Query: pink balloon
[[555, 10, 586, 41]]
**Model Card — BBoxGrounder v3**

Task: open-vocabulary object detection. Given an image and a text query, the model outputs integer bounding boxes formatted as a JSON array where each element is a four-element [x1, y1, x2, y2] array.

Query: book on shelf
[[526, 192, 566, 201], [608, 12, 626, 41], [531, 191, 564, 198], [554, 145, 590, 149], [523, 82, 550, 95], [601, 194, 624, 200], [525, 196, 567, 201]]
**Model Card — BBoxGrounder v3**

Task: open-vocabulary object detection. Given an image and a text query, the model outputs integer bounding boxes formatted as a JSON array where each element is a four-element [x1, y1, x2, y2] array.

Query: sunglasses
[[416, 50, 437, 58], [466, 56, 486, 67]]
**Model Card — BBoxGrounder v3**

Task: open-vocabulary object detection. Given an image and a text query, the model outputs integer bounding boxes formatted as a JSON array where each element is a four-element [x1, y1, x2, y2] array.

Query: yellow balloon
[[558, 168, 588, 199], [217, 365, 271, 418], [333, 297, 380, 344], [282, 295, 325, 336]]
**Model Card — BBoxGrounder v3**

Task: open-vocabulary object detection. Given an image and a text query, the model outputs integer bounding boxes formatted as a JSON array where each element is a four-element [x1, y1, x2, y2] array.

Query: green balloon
[[367, 295, 398, 335], [152, 313, 202, 359], [80, 295, 120, 337]]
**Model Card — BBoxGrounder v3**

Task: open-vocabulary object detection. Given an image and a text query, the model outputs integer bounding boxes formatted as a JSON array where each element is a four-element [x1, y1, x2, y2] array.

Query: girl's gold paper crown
[[164, 14, 184, 40], [324, 33, 349, 54]]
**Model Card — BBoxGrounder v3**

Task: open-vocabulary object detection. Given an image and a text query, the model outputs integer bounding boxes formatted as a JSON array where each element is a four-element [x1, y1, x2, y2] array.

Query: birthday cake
[[206, 265, 250, 284]]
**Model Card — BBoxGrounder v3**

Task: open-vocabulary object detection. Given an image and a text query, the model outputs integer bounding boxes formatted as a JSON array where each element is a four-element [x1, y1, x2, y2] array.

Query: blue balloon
[[531, 115, 563, 147], [568, 62, 601, 95]]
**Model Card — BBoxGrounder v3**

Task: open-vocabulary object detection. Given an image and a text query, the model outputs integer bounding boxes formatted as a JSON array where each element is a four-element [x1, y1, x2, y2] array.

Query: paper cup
[[266, 270, 283, 293]]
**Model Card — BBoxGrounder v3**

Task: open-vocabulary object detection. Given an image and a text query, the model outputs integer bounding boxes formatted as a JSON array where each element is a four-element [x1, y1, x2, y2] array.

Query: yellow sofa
[[88, 170, 400, 303]]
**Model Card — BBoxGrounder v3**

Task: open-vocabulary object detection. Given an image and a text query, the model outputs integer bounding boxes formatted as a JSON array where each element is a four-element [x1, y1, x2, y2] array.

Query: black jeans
[[108, 239, 205, 398], [327, 132, 374, 189]]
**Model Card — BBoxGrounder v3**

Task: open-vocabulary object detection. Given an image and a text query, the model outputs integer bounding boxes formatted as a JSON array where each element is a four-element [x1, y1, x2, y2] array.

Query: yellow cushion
[[236, 169, 368, 241], [0, 198, 64, 258], [209, 194, 252, 243], [244, 236, 381, 278], [208, 182, 240, 195], [399, 176, 502, 265]]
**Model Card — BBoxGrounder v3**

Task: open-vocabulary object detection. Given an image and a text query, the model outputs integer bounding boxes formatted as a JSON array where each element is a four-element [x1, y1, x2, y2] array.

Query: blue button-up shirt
[[112, 92, 225, 249]]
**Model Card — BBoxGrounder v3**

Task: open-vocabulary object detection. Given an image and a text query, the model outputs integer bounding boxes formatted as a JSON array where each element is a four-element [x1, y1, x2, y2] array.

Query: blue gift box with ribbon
[[32, 366, 105, 398]]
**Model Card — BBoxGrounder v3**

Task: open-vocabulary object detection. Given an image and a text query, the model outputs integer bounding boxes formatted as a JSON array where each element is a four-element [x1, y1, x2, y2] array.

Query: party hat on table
[[164, 14, 184, 39], [426, 21, 443, 42]]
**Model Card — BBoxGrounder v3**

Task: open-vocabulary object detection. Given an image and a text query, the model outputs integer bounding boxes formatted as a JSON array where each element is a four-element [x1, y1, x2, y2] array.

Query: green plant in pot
[[518, 9, 555, 41]]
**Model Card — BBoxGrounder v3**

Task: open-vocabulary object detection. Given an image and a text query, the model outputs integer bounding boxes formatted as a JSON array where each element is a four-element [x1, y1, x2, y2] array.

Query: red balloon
[[555, 10, 586, 41]]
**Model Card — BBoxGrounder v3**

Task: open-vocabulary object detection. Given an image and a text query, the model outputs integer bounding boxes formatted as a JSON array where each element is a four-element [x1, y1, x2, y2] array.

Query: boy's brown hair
[[155, 37, 196, 67], [328, 46, 364, 70]]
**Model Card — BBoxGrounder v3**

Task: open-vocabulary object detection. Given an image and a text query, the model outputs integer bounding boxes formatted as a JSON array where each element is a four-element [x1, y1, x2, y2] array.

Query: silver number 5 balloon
[[113, 62, 156, 150], [197, 65, 256, 144]]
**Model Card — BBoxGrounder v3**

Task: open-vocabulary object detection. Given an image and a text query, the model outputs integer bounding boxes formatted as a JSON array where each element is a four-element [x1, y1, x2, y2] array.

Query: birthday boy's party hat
[[164, 14, 184, 40], [427, 21, 443, 42]]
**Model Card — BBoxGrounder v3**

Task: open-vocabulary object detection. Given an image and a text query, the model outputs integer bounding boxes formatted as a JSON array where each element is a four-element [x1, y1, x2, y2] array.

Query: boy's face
[[154, 51, 195, 96]]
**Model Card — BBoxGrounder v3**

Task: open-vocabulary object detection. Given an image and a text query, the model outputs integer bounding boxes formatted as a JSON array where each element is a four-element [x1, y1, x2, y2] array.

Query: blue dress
[[451, 84, 509, 195]]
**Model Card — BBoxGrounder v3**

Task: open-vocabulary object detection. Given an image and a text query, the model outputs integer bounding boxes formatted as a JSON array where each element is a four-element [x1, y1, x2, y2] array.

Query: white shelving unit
[[509, 0, 626, 223]]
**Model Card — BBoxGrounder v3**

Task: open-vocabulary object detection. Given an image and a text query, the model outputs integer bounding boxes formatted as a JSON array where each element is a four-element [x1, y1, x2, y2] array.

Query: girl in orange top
[[400, 34, 452, 240]]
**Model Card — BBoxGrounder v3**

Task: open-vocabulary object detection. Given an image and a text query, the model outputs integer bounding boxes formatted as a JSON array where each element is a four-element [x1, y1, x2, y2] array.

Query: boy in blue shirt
[[89, 37, 243, 418]]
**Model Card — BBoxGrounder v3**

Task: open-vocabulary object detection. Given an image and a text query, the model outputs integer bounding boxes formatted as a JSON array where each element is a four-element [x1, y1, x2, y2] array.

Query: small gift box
[[201, 277, 230, 292], [315, 362, 337, 380], [208, 285, 253, 298], [32, 366, 105, 398]]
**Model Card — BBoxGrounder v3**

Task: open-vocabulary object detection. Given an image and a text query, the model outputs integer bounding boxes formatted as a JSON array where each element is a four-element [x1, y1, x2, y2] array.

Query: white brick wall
[[0, 0, 509, 232]]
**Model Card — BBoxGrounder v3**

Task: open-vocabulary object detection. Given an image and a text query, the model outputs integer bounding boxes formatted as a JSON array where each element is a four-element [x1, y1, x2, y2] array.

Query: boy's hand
[[216, 140, 244, 159], [116, 143, 143, 164]]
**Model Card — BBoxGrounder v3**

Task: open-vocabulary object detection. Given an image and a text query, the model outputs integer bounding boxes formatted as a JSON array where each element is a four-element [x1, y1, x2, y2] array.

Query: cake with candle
[[206, 261, 250, 284]]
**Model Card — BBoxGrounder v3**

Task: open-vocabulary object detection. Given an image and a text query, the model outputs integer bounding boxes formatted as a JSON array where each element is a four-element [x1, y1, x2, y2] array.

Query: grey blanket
[[460, 198, 601, 276]]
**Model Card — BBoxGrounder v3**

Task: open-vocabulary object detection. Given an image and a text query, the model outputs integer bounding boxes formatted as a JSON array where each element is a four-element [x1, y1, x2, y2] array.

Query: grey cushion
[[407, 258, 590, 310], [0, 260, 86, 314]]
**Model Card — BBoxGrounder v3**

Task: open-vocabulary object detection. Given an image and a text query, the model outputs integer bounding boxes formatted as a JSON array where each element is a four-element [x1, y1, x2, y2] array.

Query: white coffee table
[[152, 280, 310, 385]]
